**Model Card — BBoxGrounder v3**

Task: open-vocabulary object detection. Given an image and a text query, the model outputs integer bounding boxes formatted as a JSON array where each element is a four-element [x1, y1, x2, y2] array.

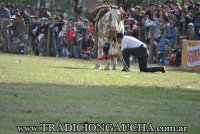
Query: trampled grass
[[0, 53, 200, 134]]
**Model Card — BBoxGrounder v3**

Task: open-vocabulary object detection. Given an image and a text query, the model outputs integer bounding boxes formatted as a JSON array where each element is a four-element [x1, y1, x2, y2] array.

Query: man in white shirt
[[110, 33, 165, 73]]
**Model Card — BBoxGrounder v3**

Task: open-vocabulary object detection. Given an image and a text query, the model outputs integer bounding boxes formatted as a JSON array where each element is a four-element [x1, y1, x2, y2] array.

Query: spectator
[[180, 10, 187, 23], [81, 34, 95, 59], [63, 32, 70, 58], [0, 2, 11, 18], [164, 1, 172, 7], [195, 3, 200, 12], [166, 21, 177, 46], [58, 23, 67, 57], [127, 18, 138, 38], [30, 17, 39, 53], [67, 26, 76, 57], [8, 5, 15, 16], [154, 4, 161, 13], [75, 17, 84, 39], [194, 12, 200, 39], [133, 6, 142, 22], [11, 9, 20, 19], [187, 0, 194, 11], [180, 15, 191, 35], [54, 15, 65, 57], [39, 8, 51, 18], [172, 2, 181, 12], [37, 18, 49, 56], [159, 39, 172, 65], [71, 28, 79, 58], [59, 30, 69, 58], [23, 9, 31, 35], [88, 23, 94, 35], [176, 35, 186, 66], [126, 9, 134, 18], [171, 13, 181, 26], [9, 14, 26, 54], [145, 12, 161, 40], [186, 23, 195, 40]]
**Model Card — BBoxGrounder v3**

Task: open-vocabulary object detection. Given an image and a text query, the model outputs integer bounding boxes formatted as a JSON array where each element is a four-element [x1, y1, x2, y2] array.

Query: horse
[[92, 5, 126, 70]]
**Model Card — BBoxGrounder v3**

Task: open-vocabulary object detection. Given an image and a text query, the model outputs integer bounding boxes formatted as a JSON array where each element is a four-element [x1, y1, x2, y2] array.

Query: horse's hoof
[[104, 68, 110, 70], [94, 67, 100, 70], [112, 67, 117, 70]]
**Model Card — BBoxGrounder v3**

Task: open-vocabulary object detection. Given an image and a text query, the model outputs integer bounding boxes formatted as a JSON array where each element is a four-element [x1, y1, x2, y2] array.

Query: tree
[[73, 0, 82, 18], [1, 0, 38, 7]]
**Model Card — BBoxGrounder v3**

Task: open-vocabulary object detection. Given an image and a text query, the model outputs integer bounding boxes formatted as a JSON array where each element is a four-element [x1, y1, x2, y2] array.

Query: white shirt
[[121, 36, 145, 50]]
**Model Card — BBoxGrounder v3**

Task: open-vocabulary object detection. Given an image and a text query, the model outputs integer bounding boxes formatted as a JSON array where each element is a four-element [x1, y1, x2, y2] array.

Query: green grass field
[[0, 53, 200, 134]]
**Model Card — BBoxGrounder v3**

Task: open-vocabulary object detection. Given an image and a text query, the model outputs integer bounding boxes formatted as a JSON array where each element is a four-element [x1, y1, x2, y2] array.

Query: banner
[[182, 40, 200, 71]]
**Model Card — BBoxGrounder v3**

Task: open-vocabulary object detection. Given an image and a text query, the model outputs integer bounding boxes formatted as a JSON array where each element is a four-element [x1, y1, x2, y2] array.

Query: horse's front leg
[[112, 57, 118, 70]]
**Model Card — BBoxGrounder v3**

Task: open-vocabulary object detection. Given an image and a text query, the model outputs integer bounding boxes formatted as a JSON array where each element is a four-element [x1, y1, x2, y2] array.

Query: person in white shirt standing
[[109, 33, 166, 73]]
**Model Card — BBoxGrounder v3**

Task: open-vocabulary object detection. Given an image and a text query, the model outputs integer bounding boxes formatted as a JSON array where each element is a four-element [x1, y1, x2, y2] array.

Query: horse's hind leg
[[104, 59, 111, 70], [94, 44, 103, 70]]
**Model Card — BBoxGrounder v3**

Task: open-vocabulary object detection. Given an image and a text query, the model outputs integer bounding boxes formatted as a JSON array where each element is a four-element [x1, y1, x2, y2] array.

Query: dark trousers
[[122, 45, 164, 72]]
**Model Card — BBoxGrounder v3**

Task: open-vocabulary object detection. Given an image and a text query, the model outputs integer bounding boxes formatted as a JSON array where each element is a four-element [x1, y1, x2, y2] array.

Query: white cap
[[131, 8, 135, 11], [188, 23, 194, 26]]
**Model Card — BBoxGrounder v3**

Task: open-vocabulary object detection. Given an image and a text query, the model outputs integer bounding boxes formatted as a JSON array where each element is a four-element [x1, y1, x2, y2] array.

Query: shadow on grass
[[0, 82, 200, 134], [166, 66, 200, 73], [49, 66, 90, 70]]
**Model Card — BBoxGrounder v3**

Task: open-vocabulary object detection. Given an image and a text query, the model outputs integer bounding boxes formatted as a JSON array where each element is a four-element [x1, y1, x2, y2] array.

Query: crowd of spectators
[[0, 2, 95, 59], [0, 0, 200, 66], [124, 0, 200, 66]]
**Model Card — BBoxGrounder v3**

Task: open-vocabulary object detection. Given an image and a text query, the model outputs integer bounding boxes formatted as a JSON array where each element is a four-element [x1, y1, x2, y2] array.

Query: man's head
[[83, 19, 89, 26], [134, 6, 141, 14], [161, 15, 169, 23], [0, 2, 5, 9], [57, 15, 64, 21], [116, 33, 124, 44], [164, 39, 171, 50], [43, 8, 48, 13], [77, 17, 83, 23], [164, 1, 172, 6], [197, 12, 200, 19], [179, 35, 186, 43], [165, 44, 171, 51], [187, 0, 193, 7], [169, 21, 175, 28], [188, 22, 194, 27], [16, 14, 21, 20], [24, 9, 29, 15], [174, 44, 179, 50], [32, 17, 38, 23], [9, 5, 15, 10]]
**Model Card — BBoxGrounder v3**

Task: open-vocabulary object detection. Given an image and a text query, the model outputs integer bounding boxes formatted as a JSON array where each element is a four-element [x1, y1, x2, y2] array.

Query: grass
[[0, 52, 200, 134]]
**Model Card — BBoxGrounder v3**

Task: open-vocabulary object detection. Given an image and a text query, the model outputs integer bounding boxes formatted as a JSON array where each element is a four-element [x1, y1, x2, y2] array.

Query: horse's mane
[[92, 5, 110, 18], [91, 5, 111, 23], [91, 5, 126, 22], [90, 5, 126, 31]]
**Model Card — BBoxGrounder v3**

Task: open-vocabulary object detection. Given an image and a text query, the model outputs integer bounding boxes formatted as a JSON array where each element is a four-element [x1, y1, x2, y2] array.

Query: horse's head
[[109, 6, 122, 31]]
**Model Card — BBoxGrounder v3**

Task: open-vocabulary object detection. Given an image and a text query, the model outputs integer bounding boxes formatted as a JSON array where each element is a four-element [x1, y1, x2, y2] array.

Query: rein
[[114, 34, 132, 72]]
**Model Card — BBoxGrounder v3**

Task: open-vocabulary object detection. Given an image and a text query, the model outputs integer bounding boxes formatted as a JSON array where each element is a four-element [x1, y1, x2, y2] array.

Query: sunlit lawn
[[0, 53, 200, 134]]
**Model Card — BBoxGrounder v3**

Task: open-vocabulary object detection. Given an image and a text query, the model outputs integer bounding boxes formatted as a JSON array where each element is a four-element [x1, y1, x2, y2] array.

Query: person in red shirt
[[67, 27, 76, 57], [88, 23, 94, 35]]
